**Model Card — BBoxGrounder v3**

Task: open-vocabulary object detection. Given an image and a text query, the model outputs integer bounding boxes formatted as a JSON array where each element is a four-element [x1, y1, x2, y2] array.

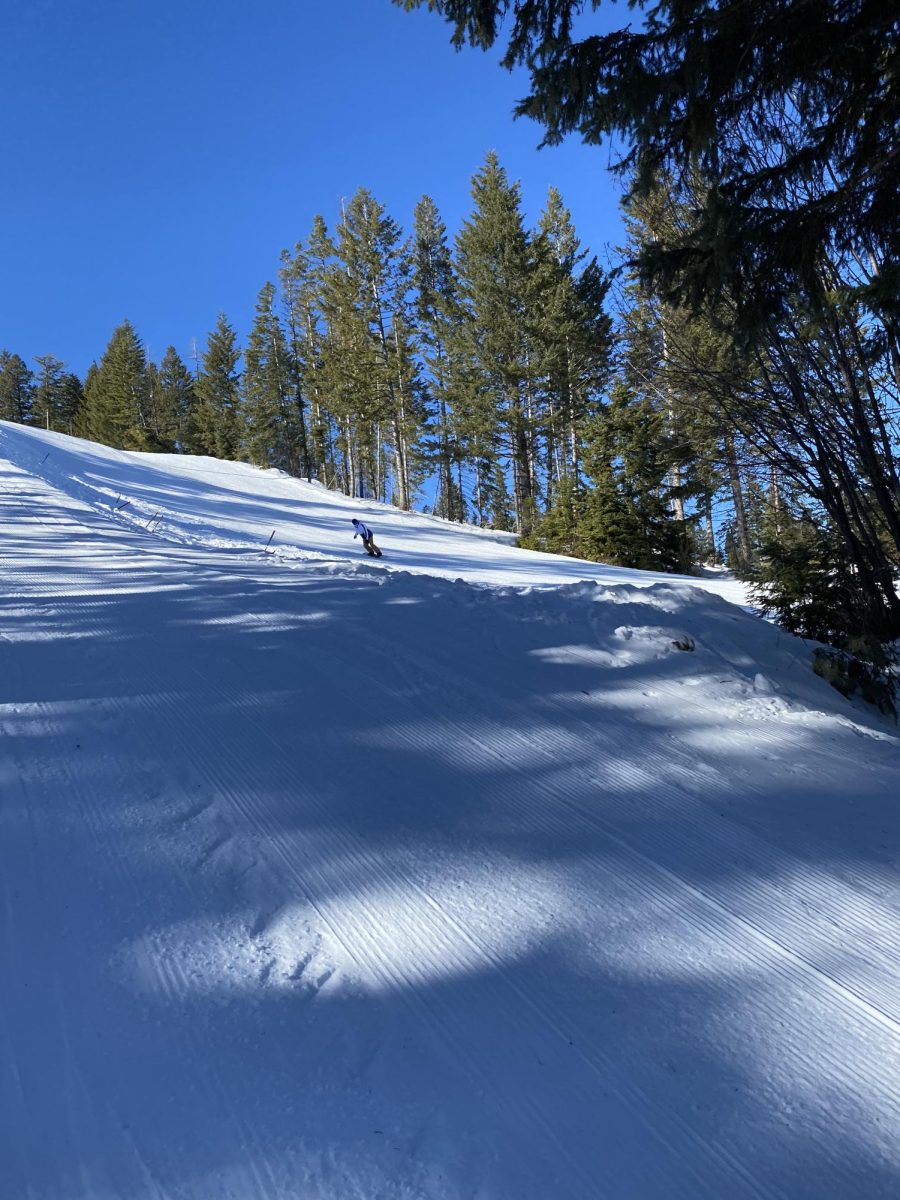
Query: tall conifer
[[243, 282, 299, 471], [57, 373, 84, 434], [456, 153, 538, 532], [0, 352, 33, 423], [531, 186, 611, 504], [412, 195, 467, 521], [31, 355, 67, 431], [78, 322, 149, 449], [194, 315, 243, 460], [158, 347, 197, 453]]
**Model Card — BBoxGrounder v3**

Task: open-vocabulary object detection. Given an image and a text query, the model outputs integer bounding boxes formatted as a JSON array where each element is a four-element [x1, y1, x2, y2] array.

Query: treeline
[[5, 153, 757, 575], [5, 137, 900, 682]]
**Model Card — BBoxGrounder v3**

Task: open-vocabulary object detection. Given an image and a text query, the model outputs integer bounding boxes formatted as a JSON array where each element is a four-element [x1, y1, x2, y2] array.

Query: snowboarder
[[351, 518, 382, 557]]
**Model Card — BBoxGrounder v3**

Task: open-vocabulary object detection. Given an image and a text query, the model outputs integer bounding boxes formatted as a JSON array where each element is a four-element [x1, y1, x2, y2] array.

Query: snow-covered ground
[[0, 421, 748, 603], [2, 419, 900, 1200]]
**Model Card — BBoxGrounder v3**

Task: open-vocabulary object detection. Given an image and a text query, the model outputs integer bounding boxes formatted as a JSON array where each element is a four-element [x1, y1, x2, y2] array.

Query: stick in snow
[[264, 529, 276, 553]]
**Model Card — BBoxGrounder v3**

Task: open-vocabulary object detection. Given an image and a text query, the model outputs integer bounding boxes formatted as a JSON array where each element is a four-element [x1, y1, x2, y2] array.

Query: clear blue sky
[[1, 0, 626, 377]]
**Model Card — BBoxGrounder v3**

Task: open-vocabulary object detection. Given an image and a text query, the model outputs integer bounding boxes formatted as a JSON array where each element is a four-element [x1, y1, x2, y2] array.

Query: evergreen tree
[[77, 322, 149, 449], [0, 352, 33, 423], [400, 1, 900, 323], [157, 347, 197, 452], [315, 214, 371, 496], [142, 361, 174, 451], [75, 364, 99, 440], [576, 383, 688, 570], [243, 281, 298, 471], [531, 186, 611, 504], [386, 307, 429, 507], [455, 153, 538, 532], [57, 373, 84, 434], [300, 216, 343, 482], [31, 355, 66, 431], [520, 474, 581, 556], [318, 189, 422, 505], [752, 501, 877, 646], [412, 195, 467, 521], [279, 234, 324, 480], [194, 315, 243, 460]]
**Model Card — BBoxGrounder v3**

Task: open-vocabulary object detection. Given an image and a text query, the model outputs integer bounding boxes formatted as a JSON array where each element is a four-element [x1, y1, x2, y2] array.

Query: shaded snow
[[2, 421, 900, 1200]]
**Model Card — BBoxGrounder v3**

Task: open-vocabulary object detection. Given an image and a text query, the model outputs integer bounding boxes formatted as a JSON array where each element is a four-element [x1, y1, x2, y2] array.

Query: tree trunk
[[725, 437, 751, 569], [661, 325, 686, 522]]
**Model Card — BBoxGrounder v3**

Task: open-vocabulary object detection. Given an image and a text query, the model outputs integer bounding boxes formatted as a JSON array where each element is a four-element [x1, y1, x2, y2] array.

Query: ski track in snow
[[2, 421, 900, 1199]]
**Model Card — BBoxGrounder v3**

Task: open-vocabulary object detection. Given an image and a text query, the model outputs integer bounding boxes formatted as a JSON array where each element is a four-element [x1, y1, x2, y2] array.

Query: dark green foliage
[[194, 315, 243, 460], [158, 347, 197, 453], [751, 514, 875, 644], [485, 459, 514, 531], [400, 1, 900, 322], [520, 475, 581, 556], [812, 646, 897, 719], [143, 363, 174, 452], [0, 352, 33, 423], [400, 0, 900, 625], [76, 323, 149, 450], [243, 282, 299, 472], [526, 383, 689, 570], [280, 222, 339, 480], [412, 195, 468, 522], [57, 373, 84, 434], [575, 468, 645, 568], [31, 355, 67, 432], [315, 189, 425, 506], [531, 186, 611, 501], [581, 384, 689, 571], [751, 509, 898, 715], [456, 153, 538, 530], [615, 169, 900, 631]]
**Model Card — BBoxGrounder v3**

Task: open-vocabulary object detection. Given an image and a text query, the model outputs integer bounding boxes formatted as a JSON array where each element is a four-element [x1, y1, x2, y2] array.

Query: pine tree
[[386, 307, 428, 507], [194, 315, 243, 460], [617, 182, 728, 568], [243, 282, 299, 471], [75, 364, 99, 440], [77, 322, 149, 449], [576, 383, 688, 570], [143, 361, 174, 451], [279, 234, 325, 480], [531, 186, 611, 505], [316, 215, 372, 497], [57, 373, 84, 434], [31, 355, 66, 431], [157, 347, 197, 452], [317, 189, 423, 505], [399, 1, 900, 322], [456, 153, 539, 533], [412, 195, 467, 521], [520, 474, 581, 556], [301, 216, 342, 482], [0, 352, 33, 423]]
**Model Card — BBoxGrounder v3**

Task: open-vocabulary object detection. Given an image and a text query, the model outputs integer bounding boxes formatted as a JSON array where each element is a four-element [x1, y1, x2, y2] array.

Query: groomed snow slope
[[0, 421, 748, 602], [2, 420, 900, 1200]]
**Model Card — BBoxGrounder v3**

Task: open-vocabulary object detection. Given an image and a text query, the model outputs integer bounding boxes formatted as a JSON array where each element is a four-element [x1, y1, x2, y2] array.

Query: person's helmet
[[351, 518, 359, 525]]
